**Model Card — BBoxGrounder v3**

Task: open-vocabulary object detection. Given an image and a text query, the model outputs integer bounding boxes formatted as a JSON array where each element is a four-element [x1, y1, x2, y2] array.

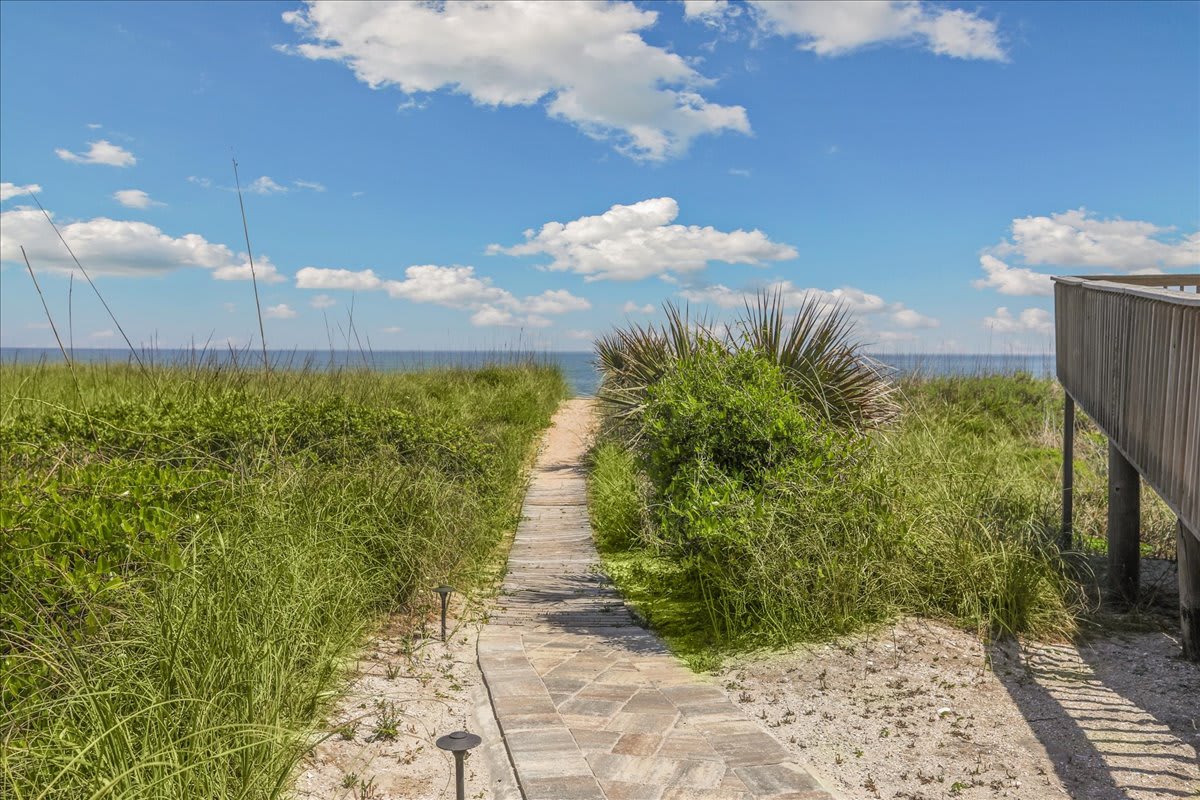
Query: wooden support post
[[1180, 520, 1200, 662], [1107, 442, 1140, 606], [1060, 394, 1074, 551]]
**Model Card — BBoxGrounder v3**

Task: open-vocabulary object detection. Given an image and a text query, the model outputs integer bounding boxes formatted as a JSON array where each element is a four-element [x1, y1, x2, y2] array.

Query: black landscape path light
[[434, 585, 453, 641], [436, 729, 481, 800]]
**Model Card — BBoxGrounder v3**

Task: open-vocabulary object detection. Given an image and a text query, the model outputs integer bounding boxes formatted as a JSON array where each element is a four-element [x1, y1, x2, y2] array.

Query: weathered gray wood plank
[[1054, 275, 1200, 539]]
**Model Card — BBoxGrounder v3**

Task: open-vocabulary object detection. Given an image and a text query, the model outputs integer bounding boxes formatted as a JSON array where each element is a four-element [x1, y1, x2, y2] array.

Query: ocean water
[[870, 353, 1055, 380], [1, 348, 1055, 397]]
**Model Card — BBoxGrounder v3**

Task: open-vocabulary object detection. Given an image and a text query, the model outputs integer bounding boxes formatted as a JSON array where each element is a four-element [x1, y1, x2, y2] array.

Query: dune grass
[[1, 359, 566, 799], [900, 374, 1176, 560]]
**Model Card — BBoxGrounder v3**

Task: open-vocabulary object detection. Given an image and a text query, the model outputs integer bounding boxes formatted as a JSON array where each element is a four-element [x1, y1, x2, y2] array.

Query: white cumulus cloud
[[521, 289, 593, 315], [281, 1, 749, 161], [890, 307, 940, 329], [384, 264, 510, 307], [985, 307, 1053, 335], [294, 263, 590, 328], [993, 208, 1199, 271], [747, 1, 1006, 60], [211, 262, 286, 283], [55, 139, 137, 167], [973, 209, 1198, 297], [679, 280, 937, 330], [247, 176, 288, 195], [622, 301, 656, 314], [0, 206, 283, 282], [490, 197, 796, 281], [470, 306, 551, 328], [972, 254, 1053, 296], [264, 303, 298, 319], [113, 189, 164, 209], [684, 1, 742, 28], [309, 294, 336, 309], [1, 182, 42, 202], [295, 266, 384, 290]]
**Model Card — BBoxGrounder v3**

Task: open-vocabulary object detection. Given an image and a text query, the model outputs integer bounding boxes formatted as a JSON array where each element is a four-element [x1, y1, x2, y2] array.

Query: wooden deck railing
[[1055, 274, 1200, 534], [1053, 273, 1200, 659]]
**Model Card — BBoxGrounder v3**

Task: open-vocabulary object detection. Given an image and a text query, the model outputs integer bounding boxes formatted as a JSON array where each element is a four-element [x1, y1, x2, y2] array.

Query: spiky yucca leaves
[[736, 290, 898, 429], [594, 303, 714, 433], [595, 290, 896, 433]]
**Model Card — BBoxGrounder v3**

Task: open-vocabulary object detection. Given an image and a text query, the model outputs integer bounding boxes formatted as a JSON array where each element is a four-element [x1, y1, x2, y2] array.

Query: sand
[[289, 579, 519, 800], [714, 618, 1199, 799]]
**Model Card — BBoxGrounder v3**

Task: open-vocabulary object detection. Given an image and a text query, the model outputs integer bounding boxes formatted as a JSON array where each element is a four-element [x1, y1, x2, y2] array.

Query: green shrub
[[642, 348, 865, 492], [590, 307, 1082, 662], [631, 348, 885, 638]]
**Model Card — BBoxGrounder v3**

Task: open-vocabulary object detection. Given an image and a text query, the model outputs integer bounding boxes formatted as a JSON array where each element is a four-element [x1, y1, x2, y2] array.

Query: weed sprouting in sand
[[370, 700, 403, 742]]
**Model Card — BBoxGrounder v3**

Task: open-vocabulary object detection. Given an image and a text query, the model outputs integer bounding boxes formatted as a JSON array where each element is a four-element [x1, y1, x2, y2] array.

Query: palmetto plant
[[594, 302, 711, 430], [595, 289, 897, 431], [736, 290, 898, 429]]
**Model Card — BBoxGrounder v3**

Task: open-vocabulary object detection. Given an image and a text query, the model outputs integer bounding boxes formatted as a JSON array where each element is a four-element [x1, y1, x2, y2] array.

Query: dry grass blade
[[231, 158, 270, 379], [25, 192, 147, 376], [20, 247, 81, 403]]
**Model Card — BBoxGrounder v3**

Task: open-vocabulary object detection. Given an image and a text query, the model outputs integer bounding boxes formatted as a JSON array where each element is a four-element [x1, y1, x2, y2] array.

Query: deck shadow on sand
[[987, 575, 1199, 799]]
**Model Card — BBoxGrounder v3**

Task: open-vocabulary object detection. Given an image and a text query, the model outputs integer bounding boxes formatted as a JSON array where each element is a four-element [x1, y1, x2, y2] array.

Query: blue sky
[[2, 0, 1197, 353]]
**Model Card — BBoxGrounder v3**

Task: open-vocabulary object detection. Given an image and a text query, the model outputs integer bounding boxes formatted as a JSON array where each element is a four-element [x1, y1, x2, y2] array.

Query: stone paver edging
[[477, 399, 840, 800]]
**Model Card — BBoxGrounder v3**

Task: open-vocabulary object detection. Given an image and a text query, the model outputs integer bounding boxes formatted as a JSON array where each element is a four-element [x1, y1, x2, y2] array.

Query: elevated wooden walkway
[[1054, 274, 1200, 659]]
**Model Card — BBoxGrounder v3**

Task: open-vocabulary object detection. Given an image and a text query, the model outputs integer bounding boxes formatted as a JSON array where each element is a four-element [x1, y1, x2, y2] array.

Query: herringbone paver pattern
[[478, 400, 838, 800]]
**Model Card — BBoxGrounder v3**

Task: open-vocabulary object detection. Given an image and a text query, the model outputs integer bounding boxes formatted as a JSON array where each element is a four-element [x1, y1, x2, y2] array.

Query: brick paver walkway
[[478, 400, 838, 800]]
